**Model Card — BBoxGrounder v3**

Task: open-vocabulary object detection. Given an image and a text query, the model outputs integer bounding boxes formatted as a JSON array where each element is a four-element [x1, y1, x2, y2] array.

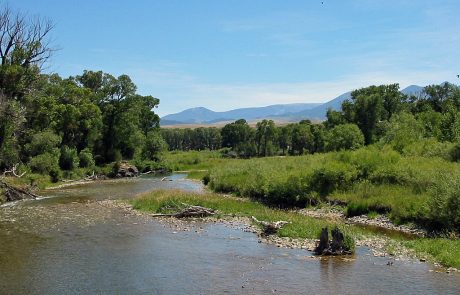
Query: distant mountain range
[[161, 85, 425, 126]]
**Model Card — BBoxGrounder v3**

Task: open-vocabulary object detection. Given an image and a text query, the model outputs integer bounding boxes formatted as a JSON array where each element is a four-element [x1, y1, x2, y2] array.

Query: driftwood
[[62, 171, 100, 183], [0, 179, 41, 202], [2, 164, 26, 178], [151, 205, 216, 218], [251, 216, 290, 235]]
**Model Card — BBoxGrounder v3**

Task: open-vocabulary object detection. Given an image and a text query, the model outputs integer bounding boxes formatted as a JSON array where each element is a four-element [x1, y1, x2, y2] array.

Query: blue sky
[[12, 0, 460, 116]]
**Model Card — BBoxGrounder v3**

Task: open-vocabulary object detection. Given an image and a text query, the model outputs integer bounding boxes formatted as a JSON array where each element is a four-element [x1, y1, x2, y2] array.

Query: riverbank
[[128, 189, 460, 270]]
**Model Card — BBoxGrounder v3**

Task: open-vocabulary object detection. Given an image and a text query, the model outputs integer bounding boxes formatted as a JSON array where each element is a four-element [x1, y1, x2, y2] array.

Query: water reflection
[[0, 175, 459, 294]]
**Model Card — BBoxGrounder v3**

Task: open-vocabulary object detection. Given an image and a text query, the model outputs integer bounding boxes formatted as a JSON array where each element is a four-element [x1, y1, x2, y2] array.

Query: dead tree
[[0, 179, 40, 202], [2, 163, 26, 178], [0, 5, 55, 69]]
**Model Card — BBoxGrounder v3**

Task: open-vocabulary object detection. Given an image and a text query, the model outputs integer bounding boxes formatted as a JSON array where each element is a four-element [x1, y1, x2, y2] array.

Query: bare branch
[[0, 5, 55, 68]]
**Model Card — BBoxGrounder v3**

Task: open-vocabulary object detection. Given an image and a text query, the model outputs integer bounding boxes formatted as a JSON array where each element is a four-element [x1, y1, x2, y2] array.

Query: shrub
[[346, 202, 369, 217], [29, 152, 60, 175], [381, 112, 424, 153], [324, 123, 364, 152], [428, 175, 460, 231], [94, 154, 105, 166], [106, 149, 122, 163], [450, 142, 460, 162], [59, 146, 79, 170], [25, 130, 61, 157], [78, 148, 95, 168], [142, 131, 167, 160], [310, 161, 358, 197], [49, 168, 62, 183]]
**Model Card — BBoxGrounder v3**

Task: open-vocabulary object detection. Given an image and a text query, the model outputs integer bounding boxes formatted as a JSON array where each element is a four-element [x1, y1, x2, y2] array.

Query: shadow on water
[[1, 173, 459, 294]]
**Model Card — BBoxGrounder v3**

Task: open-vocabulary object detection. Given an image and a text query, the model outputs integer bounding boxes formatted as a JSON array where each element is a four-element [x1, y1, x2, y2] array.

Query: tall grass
[[207, 145, 460, 230], [162, 150, 230, 172], [131, 190, 354, 240]]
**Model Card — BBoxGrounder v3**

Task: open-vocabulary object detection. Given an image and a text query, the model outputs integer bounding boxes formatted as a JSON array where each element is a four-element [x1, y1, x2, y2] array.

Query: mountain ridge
[[161, 85, 425, 126]]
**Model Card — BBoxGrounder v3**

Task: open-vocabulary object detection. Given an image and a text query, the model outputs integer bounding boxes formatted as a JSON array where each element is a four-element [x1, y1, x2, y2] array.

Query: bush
[[25, 130, 61, 157], [49, 168, 62, 183], [78, 148, 95, 168], [381, 112, 424, 153], [142, 131, 167, 160], [59, 146, 79, 170], [94, 154, 105, 166], [324, 123, 364, 152], [346, 202, 369, 217], [428, 175, 460, 231], [450, 142, 460, 162], [29, 152, 60, 175], [310, 161, 358, 197], [106, 149, 122, 163]]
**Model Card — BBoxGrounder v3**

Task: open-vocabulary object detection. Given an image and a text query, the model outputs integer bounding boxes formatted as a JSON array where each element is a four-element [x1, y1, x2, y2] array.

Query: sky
[[11, 0, 460, 116]]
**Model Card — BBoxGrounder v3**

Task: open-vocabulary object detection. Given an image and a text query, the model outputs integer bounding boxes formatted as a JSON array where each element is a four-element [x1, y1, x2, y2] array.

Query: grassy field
[[131, 189, 460, 268], [162, 150, 231, 180], [204, 146, 460, 231]]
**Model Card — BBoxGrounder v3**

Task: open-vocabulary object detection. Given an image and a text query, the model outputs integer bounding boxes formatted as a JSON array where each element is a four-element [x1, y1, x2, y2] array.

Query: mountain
[[284, 91, 352, 120], [401, 85, 424, 96], [161, 85, 426, 125], [161, 103, 321, 125]]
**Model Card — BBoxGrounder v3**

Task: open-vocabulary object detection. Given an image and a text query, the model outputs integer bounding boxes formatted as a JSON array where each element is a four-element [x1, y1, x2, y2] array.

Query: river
[[0, 174, 459, 294]]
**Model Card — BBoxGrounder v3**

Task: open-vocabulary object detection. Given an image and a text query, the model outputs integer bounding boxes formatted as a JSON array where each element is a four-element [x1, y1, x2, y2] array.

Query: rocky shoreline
[[103, 199, 460, 273], [297, 207, 427, 237]]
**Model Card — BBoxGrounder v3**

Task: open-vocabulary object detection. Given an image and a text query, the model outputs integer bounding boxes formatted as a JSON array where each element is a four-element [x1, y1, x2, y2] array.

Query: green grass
[[163, 150, 229, 171], [131, 189, 353, 241], [404, 238, 460, 268], [162, 150, 231, 180], [206, 146, 460, 230], [331, 183, 429, 224], [131, 189, 460, 268]]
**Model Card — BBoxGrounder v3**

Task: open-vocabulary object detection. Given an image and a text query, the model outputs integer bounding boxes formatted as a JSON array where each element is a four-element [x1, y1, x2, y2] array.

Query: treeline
[[162, 82, 460, 159], [0, 6, 165, 182]]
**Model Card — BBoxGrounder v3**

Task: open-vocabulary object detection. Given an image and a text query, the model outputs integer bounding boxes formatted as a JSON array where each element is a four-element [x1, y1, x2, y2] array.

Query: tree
[[0, 96, 22, 169], [325, 109, 345, 129], [255, 119, 276, 156], [142, 131, 167, 160], [423, 83, 460, 113], [324, 124, 364, 152], [277, 125, 293, 155], [345, 84, 404, 144], [0, 5, 55, 100], [291, 123, 313, 155], [381, 112, 423, 153], [221, 119, 253, 149]]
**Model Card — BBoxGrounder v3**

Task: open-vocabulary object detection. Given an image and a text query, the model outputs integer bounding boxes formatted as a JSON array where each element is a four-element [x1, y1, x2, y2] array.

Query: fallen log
[[151, 205, 216, 218], [251, 216, 290, 235], [0, 179, 41, 202]]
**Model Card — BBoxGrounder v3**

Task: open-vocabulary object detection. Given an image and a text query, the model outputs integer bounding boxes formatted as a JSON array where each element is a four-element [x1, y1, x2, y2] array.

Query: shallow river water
[[0, 174, 459, 294]]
